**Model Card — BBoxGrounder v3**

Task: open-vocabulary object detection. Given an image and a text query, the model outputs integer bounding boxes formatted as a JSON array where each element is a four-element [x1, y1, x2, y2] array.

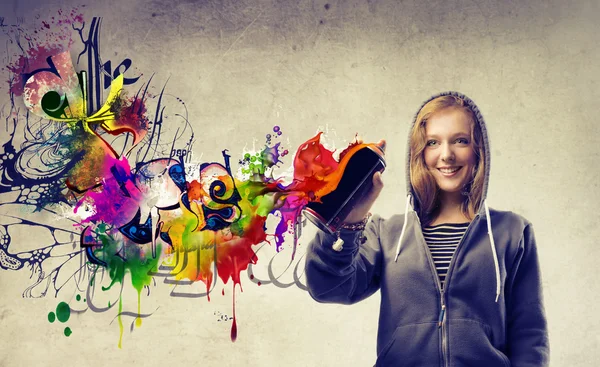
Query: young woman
[[305, 91, 549, 366]]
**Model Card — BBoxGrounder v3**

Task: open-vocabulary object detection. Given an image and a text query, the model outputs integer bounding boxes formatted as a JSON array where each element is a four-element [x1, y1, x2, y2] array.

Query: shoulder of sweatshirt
[[372, 213, 406, 230], [487, 207, 534, 236], [368, 213, 407, 255], [483, 209, 541, 274], [371, 213, 406, 235]]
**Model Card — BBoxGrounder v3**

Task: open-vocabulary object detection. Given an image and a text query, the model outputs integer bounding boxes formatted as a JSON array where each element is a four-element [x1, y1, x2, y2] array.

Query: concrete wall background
[[0, 0, 598, 366]]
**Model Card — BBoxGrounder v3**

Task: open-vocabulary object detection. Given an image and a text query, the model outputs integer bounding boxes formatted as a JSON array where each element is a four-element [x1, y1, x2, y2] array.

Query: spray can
[[303, 143, 385, 234]]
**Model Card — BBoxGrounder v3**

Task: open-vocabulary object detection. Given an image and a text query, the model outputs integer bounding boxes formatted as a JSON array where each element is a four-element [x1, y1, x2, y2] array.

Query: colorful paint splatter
[[0, 12, 374, 347]]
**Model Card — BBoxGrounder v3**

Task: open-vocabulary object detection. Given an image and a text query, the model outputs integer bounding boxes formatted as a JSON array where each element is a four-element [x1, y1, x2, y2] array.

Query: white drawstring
[[484, 199, 501, 303], [394, 194, 412, 262]]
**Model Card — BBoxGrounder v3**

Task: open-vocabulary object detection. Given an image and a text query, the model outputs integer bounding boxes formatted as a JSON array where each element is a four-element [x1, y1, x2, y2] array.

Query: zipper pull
[[438, 305, 446, 327]]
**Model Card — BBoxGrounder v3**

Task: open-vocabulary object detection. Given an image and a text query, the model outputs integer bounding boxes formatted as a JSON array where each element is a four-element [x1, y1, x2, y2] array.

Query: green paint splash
[[94, 226, 162, 293], [64, 327, 72, 337], [90, 231, 160, 348], [56, 302, 70, 323], [48, 312, 56, 323]]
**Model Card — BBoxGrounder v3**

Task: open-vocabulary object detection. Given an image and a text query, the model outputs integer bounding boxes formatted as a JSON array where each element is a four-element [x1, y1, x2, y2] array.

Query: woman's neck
[[430, 191, 472, 226]]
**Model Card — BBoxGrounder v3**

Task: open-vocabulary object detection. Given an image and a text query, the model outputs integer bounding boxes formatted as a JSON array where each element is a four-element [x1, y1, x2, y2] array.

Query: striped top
[[422, 222, 470, 289]]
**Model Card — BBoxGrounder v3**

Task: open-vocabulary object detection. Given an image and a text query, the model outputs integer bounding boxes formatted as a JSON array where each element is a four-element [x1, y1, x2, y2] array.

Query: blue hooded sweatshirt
[[304, 91, 549, 366]]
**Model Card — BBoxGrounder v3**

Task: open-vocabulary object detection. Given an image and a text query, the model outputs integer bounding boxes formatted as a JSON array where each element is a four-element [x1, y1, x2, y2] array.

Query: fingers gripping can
[[303, 144, 386, 234]]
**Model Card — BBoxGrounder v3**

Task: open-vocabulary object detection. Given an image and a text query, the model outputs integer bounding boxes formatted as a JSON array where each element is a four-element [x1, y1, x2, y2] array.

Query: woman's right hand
[[342, 139, 386, 224]]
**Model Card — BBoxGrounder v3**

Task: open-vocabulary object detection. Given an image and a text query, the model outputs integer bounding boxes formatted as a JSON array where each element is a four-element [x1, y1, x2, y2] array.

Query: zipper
[[440, 296, 447, 367], [437, 303, 446, 327], [438, 298, 447, 366], [415, 211, 480, 367]]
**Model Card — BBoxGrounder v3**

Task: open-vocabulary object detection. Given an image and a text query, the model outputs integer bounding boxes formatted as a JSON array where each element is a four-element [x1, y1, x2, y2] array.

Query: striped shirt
[[422, 222, 469, 289]]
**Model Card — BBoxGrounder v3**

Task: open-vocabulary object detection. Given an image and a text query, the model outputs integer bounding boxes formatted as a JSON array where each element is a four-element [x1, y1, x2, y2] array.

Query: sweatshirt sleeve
[[506, 223, 550, 366], [304, 214, 383, 305]]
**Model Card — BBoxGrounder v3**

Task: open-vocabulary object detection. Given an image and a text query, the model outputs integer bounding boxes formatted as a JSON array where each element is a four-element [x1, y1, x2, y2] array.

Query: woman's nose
[[440, 143, 455, 162]]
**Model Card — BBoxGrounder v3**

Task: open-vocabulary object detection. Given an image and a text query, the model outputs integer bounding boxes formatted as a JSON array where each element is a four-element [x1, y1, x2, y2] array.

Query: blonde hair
[[409, 95, 486, 226]]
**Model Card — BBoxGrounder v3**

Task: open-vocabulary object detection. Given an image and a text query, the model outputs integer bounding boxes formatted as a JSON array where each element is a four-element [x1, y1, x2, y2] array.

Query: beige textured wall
[[0, 0, 598, 366]]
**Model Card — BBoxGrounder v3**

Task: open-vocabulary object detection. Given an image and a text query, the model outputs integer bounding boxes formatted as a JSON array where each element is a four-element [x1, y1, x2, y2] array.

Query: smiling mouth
[[438, 167, 462, 175]]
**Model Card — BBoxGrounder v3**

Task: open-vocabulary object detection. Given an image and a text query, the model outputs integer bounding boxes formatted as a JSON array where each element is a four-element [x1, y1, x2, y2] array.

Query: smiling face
[[423, 107, 477, 196]]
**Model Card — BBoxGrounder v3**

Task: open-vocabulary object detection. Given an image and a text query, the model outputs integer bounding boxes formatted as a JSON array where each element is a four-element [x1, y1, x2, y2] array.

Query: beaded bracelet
[[340, 212, 372, 231], [332, 213, 372, 252]]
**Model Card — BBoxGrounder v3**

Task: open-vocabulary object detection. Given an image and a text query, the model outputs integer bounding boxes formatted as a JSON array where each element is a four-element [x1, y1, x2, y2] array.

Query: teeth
[[439, 167, 460, 174]]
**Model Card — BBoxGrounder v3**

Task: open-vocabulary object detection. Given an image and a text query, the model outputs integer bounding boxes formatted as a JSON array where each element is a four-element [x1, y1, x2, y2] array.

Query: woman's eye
[[456, 138, 469, 144], [426, 140, 437, 146]]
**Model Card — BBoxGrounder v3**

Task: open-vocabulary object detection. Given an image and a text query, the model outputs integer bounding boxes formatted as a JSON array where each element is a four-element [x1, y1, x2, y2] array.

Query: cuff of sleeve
[[319, 228, 364, 253]]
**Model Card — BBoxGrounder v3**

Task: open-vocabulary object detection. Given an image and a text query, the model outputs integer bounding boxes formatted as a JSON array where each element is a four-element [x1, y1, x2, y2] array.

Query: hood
[[404, 91, 491, 216], [395, 91, 501, 302]]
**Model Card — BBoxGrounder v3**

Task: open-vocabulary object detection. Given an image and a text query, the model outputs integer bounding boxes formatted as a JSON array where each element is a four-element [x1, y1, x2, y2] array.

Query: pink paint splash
[[7, 44, 67, 96], [74, 156, 141, 227], [5, 9, 84, 95]]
